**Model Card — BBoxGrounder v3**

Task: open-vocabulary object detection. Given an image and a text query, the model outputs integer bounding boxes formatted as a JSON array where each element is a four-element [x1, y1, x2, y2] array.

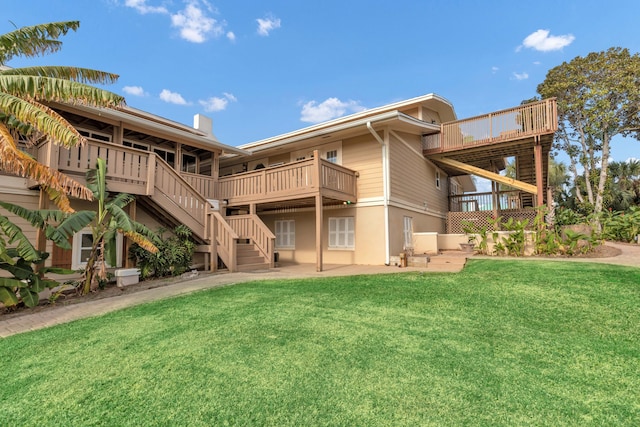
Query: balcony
[[217, 157, 358, 208], [423, 98, 557, 156]]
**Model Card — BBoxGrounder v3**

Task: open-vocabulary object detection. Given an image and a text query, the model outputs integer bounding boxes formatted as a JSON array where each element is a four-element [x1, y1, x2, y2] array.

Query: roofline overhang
[[52, 103, 249, 156], [239, 93, 454, 153], [233, 111, 441, 156]]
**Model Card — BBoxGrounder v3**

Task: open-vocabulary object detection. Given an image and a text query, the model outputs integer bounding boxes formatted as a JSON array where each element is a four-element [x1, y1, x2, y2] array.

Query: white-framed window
[[291, 141, 342, 164], [328, 217, 355, 250], [72, 229, 123, 270], [78, 128, 112, 142], [435, 170, 441, 189], [123, 140, 150, 151], [403, 216, 413, 249], [275, 220, 295, 249]]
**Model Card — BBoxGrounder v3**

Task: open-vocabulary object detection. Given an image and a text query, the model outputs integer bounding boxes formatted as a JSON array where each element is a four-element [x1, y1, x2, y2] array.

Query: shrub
[[130, 225, 196, 279]]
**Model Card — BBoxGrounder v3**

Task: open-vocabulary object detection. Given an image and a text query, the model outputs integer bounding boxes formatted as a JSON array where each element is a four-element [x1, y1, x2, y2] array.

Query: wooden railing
[[449, 190, 523, 212], [226, 214, 276, 267], [210, 211, 238, 272], [181, 172, 216, 199], [55, 138, 152, 195], [321, 161, 358, 198], [153, 157, 208, 232], [217, 158, 357, 204], [423, 98, 557, 154]]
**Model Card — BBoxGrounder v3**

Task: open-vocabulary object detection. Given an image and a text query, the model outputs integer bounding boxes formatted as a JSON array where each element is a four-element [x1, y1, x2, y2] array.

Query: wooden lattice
[[447, 209, 538, 233]]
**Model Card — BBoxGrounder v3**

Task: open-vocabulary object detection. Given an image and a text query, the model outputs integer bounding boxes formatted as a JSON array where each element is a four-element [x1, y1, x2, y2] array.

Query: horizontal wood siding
[[0, 192, 40, 248], [389, 131, 448, 214], [342, 134, 383, 200]]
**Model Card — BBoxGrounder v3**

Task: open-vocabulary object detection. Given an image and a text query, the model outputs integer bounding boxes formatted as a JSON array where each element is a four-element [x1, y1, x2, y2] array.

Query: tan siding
[[388, 131, 448, 213], [342, 134, 383, 200], [260, 205, 386, 265], [267, 153, 290, 165], [388, 206, 445, 257], [0, 192, 41, 249]]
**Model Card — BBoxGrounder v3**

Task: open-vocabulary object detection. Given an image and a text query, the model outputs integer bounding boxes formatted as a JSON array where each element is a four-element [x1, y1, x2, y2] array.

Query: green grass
[[1, 260, 639, 426]]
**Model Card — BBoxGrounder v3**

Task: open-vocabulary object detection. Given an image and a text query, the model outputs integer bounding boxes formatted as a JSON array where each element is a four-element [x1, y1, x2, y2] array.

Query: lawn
[[1, 259, 639, 426]]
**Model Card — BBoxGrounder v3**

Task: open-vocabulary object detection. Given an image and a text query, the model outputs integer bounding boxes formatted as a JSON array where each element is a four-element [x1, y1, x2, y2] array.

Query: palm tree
[[0, 21, 125, 212], [608, 160, 640, 211]]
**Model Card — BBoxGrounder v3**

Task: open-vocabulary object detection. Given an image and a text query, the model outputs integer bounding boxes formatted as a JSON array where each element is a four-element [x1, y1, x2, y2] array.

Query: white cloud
[[491, 66, 499, 74], [300, 98, 366, 123], [171, 0, 225, 43], [512, 72, 529, 81], [122, 85, 146, 96], [518, 29, 575, 52], [124, 0, 168, 14], [256, 15, 281, 36], [160, 89, 189, 105], [533, 61, 541, 65], [198, 92, 237, 112], [226, 31, 236, 42]]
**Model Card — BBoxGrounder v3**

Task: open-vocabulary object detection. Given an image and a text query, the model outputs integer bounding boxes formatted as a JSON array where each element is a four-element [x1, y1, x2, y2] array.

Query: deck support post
[[534, 136, 544, 207], [315, 194, 323, 272], [125, 198, 136, 268]]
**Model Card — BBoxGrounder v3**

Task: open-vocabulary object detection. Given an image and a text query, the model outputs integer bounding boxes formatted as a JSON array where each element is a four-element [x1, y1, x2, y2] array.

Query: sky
[[3, 0, 640, 166]]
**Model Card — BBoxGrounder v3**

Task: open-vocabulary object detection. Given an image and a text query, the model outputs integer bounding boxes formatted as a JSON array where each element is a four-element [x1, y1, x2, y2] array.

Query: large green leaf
[[0, 286, 19, 307], [19, 288, 39, 308], [0, 21, 80, 64], [0, 213, 39, 262]]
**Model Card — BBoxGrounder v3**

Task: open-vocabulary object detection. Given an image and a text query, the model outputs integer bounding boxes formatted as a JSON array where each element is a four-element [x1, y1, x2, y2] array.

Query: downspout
[[367, 122, 390, 265]]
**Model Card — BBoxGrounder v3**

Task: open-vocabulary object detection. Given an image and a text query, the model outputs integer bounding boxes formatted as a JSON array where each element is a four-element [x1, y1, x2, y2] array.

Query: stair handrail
[[210, 210, 238, 272], [225, 214, 275, 267]]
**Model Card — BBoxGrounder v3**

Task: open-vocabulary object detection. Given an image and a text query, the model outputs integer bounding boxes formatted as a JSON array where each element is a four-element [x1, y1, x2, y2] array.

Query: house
[[1, 94, 557, 274], [218, 94, 557, 270]]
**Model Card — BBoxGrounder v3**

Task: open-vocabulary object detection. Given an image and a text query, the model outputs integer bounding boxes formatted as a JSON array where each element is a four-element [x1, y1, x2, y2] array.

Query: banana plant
[[81, 158, 158, 295], [0, 201, 94, 307]]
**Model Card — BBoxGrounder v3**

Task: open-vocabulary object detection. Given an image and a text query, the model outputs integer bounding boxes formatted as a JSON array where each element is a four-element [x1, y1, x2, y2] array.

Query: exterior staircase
[[236, 242, 272, 271], [47, 138, 275, 273]]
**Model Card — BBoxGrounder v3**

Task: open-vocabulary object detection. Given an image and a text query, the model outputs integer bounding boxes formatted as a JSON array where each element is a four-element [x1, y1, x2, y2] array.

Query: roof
[[238, 93, 456, 153], [54, 102, 249, 156]]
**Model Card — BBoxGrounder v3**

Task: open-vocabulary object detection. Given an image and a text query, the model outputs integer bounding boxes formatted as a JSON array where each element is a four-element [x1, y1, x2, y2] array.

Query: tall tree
[[537, 47, 640, 221], [0, 21, 124, 211]]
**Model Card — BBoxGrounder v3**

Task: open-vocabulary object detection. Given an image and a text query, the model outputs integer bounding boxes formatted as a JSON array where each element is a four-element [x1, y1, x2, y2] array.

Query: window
[[78, 128, 111, 142], [275, 220, 295, 249], [72, 229, 123, 270], [123, 140, 149, 151], [291, 141, 342, 164], [403, 216, 413, 249], [182, 153, 197, 173], [325, 149, 338, 163], [435, 170, 441, 189], [154, 148, 175, 168], [329, 217, 355, 249]]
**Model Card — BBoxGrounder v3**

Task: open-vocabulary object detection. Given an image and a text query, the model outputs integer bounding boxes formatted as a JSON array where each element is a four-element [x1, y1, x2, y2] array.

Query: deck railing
[[226, 214, 275, 267], [210, 211, 238, 272], [449, 190, 523, 212], [181, 172, 216, 199], [217, 158, 357, 204], [423, 98, 557, 154]]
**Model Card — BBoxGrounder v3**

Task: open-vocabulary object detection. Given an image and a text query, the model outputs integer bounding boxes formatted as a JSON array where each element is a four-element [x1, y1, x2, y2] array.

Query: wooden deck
[[217, 156, 358, 208]]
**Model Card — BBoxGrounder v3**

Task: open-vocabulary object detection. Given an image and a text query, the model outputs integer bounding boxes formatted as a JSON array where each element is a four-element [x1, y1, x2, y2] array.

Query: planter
[[115, 268, 141, 288], [459, 243, 476, 253]]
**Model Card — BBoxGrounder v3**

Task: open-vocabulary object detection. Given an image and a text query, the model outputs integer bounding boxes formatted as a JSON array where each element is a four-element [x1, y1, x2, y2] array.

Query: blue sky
[[3, 0, 639, 163]]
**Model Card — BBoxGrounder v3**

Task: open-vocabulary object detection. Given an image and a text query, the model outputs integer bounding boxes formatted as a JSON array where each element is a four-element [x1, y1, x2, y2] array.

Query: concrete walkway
[[1, 243, 637, 338]]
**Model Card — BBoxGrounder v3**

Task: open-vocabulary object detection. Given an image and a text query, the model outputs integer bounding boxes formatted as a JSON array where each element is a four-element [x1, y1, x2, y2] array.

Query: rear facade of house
[[0, 94, 557, 273]]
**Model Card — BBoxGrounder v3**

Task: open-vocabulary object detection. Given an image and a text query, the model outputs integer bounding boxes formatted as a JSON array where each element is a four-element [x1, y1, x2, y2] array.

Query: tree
[[537, 47, 640, 223], [81, 158, 157, 295], [607, 159, 640, 211], [0, 200, 94, 307], [0, 21, 124, 212]]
